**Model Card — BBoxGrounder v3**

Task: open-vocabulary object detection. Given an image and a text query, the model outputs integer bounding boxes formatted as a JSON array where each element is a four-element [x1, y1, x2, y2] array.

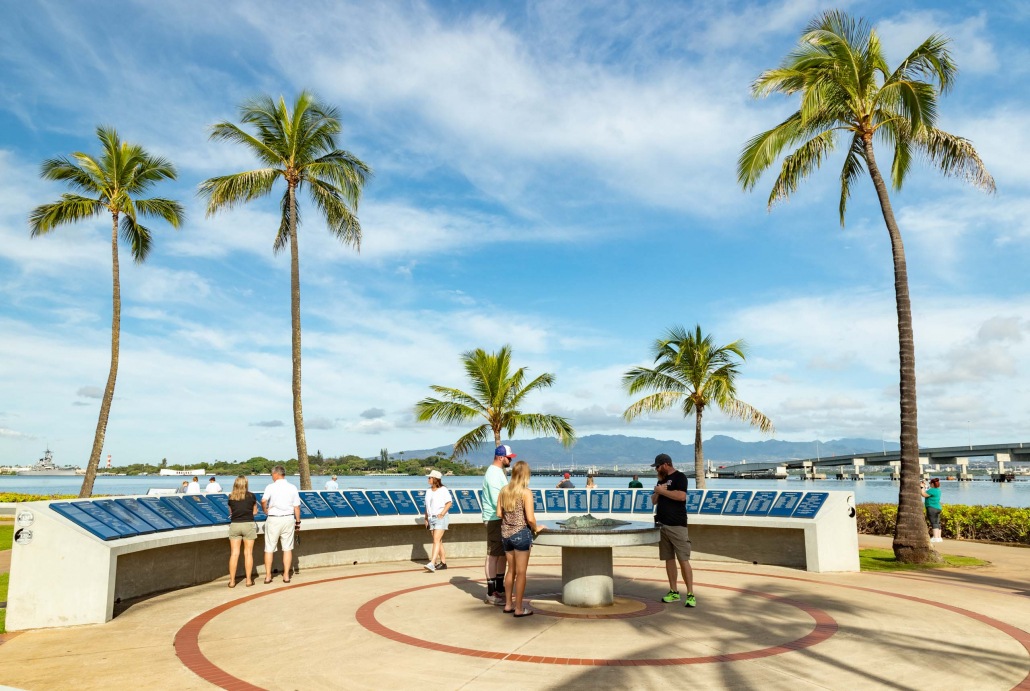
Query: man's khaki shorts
[[264, 515, 296, 553], [658, 524, 692, 561]]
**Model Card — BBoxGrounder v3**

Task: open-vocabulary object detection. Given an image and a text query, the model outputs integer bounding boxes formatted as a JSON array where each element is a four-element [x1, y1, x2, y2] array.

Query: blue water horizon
[[3, 474, 1030, 507]]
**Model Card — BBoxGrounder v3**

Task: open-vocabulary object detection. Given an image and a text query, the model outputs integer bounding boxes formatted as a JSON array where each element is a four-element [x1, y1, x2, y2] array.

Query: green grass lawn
[[0, 572, 8, 634], [0, 525, 12, 551], [859, 548, 987, 571]]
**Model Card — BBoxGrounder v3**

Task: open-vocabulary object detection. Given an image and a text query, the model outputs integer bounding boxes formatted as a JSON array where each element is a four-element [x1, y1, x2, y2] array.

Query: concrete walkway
[[0, 536, 1028, 690]]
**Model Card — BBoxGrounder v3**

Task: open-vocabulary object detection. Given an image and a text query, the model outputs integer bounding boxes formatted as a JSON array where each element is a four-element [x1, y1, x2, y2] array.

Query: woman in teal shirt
[[920, 477, 943, 543]]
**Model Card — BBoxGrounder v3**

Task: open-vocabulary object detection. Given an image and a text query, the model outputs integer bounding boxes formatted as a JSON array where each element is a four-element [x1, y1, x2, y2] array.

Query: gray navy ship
[[16, 448, 81, 476]]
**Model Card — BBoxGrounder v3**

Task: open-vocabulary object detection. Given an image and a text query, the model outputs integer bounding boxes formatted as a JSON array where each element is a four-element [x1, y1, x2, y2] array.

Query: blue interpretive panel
[[685, 489, 704, 514], [589, 490, 611, 513], [792, 492, 829, 518], [322, 491, 357, 518], [545, 490, 567, 513], [388, 490, 420, 516], [72, 501, 139, 538], [342, 491, 378, 517], [700, 490, 728, 515], [722, 491, 753, 516], [182, 495, 229, 524], [206, 494, 231, 521], [251, 493, 268, 521], [611, 489, 634, 513], [453, 489, 482, 514], [365, 490, 399, 516], [745, 491, 778, 517], [139, 496, 197, 528], [531, 489, 545, 513], [50, 503, 124, 540], [115, 498, 177, 531], [769, 491, 804, 517], [160, 496, 215, 526], [299, 492, 336, 518], [93, 499, 159, 534], [632, 489, 653, 514], [567, 489, 588, 513], [410, 489, 427, 514]]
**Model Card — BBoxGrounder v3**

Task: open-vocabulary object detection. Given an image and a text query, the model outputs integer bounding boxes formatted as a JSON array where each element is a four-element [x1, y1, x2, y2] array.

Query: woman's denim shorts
[[502, 527, 534, 552], [428, 515, 450, 531]]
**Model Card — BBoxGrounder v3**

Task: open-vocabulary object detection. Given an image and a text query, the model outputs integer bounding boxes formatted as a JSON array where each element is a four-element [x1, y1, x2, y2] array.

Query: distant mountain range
[[389, 434, 899, 468]]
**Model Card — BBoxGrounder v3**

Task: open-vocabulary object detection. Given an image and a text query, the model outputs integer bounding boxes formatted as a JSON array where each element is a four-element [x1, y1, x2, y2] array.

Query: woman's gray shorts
[[228, 522, 257, 541]]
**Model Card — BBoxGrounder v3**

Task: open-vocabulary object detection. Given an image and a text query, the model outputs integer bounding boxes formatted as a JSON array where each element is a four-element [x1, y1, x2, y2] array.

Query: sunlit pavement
[[1, 535, 1028, 690]]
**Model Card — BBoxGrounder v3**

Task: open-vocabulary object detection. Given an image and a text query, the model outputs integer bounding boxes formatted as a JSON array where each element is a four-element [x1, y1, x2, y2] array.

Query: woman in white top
[[424, 470, 452, 572]]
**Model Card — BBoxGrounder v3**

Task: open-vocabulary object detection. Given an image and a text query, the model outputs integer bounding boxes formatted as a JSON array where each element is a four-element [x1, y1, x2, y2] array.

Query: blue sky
[[1, 0, 1028, 466]]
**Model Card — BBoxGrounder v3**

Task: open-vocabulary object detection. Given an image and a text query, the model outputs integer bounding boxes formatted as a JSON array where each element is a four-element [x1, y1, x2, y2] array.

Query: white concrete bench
[[6, 488, 857, 631]]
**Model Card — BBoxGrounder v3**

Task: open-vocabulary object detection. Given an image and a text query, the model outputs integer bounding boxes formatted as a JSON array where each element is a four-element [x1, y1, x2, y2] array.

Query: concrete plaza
[[0, 535, 1028, 690]]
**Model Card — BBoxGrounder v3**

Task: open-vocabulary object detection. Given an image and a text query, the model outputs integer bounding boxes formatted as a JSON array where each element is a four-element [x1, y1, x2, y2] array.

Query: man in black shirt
[[651, 453, 695, 607]]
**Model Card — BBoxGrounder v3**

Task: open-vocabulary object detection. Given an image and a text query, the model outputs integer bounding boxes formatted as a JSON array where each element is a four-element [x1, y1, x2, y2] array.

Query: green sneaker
[[661, 590, 680, 603], [684, 593, 696, 608]]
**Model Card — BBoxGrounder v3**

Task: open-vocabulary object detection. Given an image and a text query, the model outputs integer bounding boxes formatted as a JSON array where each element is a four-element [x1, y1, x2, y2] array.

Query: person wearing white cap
[[424, 470, 453, 572]]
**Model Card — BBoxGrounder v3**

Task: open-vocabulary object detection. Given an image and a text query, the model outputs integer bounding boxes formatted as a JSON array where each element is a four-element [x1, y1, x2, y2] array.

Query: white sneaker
[[424, 562, 436, 572]]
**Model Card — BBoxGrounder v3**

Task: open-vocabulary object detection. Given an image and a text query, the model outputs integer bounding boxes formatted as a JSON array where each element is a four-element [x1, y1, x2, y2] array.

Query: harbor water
[[3, 474, 1029, 507]]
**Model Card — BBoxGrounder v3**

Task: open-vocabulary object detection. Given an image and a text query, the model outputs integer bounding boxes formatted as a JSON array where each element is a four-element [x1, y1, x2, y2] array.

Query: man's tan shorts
[[264, 515, 296, 553], [486, 519, 504, 557], [658, 524, 692, 561], [228, 522, 257, 541]]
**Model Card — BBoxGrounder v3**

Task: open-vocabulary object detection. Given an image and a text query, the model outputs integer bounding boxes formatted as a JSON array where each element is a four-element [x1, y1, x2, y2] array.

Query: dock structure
[[705, 442, 1030, 481]]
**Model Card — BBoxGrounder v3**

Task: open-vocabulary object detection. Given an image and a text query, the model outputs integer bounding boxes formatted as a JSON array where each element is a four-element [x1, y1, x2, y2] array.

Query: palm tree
[[737, 11, 994, 562], [200, 92, 371, 490], [415, 345, 576, 458], [29, 126, 184, 497], [623, 325, 773, 489]]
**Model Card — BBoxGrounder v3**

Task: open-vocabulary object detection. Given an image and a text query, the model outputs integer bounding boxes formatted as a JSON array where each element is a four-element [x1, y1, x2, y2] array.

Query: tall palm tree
[[200, 92, 371, 490], [623, 325, 773, 489], [737, 11, 994, 562], [29, 126, 184, 497], [415, 345, 576, 459]]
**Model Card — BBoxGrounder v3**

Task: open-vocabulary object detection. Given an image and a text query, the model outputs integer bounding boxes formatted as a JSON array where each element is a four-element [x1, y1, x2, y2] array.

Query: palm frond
[[506, 412, 576, 447], [623, 391, 682, 420], [132, 198, 185, 227], [838, 134, 866, 224], [119, 215, 152, 263], [722, 399, 776, 433], [29, 195, 105, 234], [307, 178, 361, 249], [916, 127, 996, 192], [199, 169, 279, 215], [451, 424, 491, 459], [414, 397, 481, 425], [767, 129, 837, 208]]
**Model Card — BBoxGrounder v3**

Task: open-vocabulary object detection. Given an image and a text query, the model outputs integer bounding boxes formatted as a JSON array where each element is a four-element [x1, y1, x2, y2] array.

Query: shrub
[[857, 503, 1030, 545]]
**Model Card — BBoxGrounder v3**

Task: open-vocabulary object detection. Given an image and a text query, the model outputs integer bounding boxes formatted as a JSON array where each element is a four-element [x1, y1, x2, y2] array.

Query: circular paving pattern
[[356, 577, 838, 665], [173, 563, 1030, 690]]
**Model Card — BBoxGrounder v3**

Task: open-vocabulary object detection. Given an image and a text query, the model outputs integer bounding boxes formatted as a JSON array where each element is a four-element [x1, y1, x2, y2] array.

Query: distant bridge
[[716, 442, 1030, 481]]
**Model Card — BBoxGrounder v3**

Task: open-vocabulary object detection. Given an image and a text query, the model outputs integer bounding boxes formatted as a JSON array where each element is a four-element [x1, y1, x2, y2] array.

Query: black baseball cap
[[651, 453, 672, 468]]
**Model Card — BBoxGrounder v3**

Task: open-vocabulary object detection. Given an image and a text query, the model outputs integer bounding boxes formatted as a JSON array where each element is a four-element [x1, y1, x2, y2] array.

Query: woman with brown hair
[[497, 461, 542, 616], [424, 470, 452, 572], [227, 475, 258, 587]]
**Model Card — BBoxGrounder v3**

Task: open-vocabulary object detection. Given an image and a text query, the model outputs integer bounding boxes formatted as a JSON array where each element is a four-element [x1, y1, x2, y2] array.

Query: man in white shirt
[[205, 477, 222, 493], [261, 465, 302, 583], [324, 475, 339, 490], [185, 476, 201, 495]]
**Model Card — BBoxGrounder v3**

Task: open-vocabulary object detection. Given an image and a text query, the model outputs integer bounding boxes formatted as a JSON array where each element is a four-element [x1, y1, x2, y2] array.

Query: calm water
[[3, 474, 1030, 507]]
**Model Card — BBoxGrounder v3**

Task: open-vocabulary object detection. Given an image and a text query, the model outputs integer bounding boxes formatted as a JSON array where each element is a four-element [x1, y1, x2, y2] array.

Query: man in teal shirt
[[482, 444, 514, 605]]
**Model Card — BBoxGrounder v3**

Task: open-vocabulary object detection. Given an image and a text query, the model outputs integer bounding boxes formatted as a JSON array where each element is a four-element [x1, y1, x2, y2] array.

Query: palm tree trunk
[[288, 183, 311, 490], [694, 407, 705, 489], [861, 139, 935, 564], [79, 213, 121, 498]]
